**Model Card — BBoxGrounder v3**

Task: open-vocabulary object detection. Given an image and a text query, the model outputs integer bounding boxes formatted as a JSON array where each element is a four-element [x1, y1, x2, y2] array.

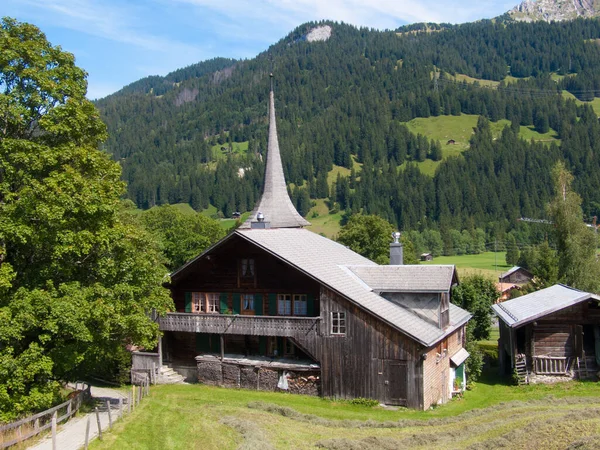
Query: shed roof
[[235, 228, 470, 347], [491, 284, 600, 328], [499, 266, 532, 280], [345, 265, 456, 293]]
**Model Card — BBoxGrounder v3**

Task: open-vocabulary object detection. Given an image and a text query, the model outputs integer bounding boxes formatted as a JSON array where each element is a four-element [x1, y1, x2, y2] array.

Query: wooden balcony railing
[[533, 356, 569, 375], [159, 313, 320, 337]]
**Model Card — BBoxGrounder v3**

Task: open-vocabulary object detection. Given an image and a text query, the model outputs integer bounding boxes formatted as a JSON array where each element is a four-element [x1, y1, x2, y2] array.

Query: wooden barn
[[138, 81, 472, 409], [498, 266, 533, 286], [492, 284, 600, 382]]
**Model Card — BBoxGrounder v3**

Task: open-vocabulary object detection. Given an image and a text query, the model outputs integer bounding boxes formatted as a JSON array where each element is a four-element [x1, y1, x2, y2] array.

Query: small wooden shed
[[420, 253, 433, 262], [492, 284, 600, 381], [498, 266, 533, 286]]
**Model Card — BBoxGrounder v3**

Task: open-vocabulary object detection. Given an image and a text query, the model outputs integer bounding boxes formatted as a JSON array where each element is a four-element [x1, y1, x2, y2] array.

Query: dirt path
[[27, 386, 128, 450]]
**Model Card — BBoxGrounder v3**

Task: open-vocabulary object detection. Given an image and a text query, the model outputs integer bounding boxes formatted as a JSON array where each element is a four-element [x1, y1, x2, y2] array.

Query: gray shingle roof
[[239, 90, 310, 229], [346, 265, 456, 293], [492, 284, 600, 328], [236, 228, 470, 347]]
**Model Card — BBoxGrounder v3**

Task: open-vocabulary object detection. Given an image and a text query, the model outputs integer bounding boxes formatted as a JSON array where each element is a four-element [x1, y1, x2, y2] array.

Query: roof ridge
[[497, 302, 519, 323]]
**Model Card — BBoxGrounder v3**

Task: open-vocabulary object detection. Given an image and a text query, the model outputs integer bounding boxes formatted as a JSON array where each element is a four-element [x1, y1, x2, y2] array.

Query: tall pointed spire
[[240, 74, 310, 229]]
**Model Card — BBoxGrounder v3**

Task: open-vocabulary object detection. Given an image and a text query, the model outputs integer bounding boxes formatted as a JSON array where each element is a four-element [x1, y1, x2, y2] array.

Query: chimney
[[251, 211, 271, 229], [390, 231, 403, 265]]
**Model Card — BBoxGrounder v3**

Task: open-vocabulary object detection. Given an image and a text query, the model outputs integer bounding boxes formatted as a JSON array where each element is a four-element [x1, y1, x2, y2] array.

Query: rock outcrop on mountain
[[509, 0, 600, 22]]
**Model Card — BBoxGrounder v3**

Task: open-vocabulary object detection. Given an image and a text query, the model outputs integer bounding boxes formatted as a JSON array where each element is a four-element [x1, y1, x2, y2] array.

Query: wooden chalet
[[498, 266, 533, 286], [138, 80, 472, 409], [492, 284, 600, 382]]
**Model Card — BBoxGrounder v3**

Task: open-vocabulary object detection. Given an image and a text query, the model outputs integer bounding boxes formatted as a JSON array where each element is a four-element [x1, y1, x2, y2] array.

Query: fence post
[[106, 400, 113, 430], [119, 397, 123, 418], [138, 385, 142, 404], [132, 385, 136, 411], [128, 391, 132, 414], [51, 411, 57, 450], [84, 415, 91, 450], [95, 407, 102, 441], [67, 401, 72, 417], [34, 418, 40, 431]]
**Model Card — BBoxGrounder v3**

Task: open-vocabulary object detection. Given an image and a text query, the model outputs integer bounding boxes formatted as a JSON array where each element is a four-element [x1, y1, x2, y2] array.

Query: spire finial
[[269, 53, 274, 92]]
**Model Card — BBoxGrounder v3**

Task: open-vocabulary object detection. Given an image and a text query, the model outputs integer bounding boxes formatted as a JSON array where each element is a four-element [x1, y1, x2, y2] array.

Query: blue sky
[[4, 0, 517, 99]]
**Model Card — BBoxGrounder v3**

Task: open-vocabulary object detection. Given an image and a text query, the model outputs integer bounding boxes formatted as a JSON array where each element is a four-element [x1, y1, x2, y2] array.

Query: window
[[191, 292, 220, 313], [293, 294, 307, 316], [192, 292, 204, 312], [331, 312, 346, 335], [284, 338, 295, 357], [240, 258, 255, 278], [278, 294, 292, 315], [207, 293, 219, 313], [242, 294, 254, 312]]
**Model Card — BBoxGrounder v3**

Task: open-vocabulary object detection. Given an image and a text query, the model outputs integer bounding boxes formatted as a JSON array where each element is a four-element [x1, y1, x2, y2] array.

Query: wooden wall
[[316, 287, 424, 409], [171, 235, 320, 315]]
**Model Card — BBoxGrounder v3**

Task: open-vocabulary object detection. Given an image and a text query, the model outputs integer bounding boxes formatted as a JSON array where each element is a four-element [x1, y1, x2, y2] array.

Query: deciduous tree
[[0, 18, 172, 420]]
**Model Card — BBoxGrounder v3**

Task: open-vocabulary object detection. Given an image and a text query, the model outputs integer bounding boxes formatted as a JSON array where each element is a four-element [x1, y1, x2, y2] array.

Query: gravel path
[[27, 385, 129, 450]]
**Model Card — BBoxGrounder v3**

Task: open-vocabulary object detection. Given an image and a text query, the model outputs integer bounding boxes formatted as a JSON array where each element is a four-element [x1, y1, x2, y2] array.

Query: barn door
[[383, 359, 407, 406]]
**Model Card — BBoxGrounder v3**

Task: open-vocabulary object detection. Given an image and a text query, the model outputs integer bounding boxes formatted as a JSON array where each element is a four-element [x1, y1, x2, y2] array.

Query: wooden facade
[[498, 300, 600, 376], [159, 233, 467, 409]]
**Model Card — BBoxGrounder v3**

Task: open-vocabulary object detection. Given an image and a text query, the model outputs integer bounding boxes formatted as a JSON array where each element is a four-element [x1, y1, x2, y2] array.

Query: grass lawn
[[422, 251, 510, 280], [306, 200, 343, 238], [211, 141, 249, 159], [90, 371, 600, 449]]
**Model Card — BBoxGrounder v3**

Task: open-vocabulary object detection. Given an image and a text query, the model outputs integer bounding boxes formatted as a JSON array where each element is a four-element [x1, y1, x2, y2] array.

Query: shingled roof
[[239, 83, 310, 229], [492, 284, 600, 328], [345, 265, 457, 293], [236, 228, 470, 347]]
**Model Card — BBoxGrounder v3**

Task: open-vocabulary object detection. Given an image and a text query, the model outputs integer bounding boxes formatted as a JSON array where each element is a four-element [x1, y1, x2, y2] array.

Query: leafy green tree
[[548, 162, 600, 292], [140, 205, 225, 271], [452, 275, 497, 341], [337, 214, 394, 264], [0, 18, 172, 420]]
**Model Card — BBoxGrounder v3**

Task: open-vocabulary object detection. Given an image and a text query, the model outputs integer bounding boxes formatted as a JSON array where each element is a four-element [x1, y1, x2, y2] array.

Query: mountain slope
[[96, 20, 600, 233]]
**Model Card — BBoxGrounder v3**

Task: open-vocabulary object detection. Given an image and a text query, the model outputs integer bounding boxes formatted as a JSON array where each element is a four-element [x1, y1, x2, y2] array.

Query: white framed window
[[293, 294, 307, 316], [242, 294, 254, 311], [192, 292, 204, 312], [331, 312, 346, 335], [278, 294, 292, 315], [207, 293, 219, 313]]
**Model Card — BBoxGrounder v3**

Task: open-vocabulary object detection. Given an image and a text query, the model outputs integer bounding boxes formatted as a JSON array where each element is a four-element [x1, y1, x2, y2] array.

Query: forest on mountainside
[[96, 18, 600, 244]]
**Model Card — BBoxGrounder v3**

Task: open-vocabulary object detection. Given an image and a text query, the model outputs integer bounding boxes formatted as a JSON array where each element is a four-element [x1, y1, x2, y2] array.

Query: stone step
[[157, 365, 186, 384]]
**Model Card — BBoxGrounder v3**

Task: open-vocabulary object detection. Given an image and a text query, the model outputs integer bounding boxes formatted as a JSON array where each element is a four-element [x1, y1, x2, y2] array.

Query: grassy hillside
[[403, 115, 559, 176], [422, 251, 510, 280], [562, 90, 600, 116], [90, 376, 600, 449]]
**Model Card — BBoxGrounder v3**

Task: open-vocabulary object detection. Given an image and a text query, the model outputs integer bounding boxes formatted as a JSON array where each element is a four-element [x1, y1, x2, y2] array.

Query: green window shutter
[[254, 294, 263, 315], [219, 293, 228, 313], [268, 293, 277, 316], [232, 293, 241, 314], [184, 292, 192, 313], [307, 293, 315, 316]]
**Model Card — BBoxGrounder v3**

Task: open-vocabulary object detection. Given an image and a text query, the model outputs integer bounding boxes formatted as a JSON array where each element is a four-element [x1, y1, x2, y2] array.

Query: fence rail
[[0, 382, 90, 449], [533, 356, 570, 375]]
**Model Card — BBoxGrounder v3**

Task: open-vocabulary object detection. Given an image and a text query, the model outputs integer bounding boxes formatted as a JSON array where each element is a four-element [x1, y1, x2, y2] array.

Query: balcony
[[159, 312, 320, 338]]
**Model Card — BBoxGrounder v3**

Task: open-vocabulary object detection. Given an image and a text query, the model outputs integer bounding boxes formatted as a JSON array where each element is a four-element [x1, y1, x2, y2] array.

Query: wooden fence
[[0, 382, 90, 449], [533, 356, 570, 375]]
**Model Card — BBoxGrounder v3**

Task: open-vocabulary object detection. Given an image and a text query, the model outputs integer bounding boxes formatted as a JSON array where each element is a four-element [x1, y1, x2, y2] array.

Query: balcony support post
[[220, 335, 225, 361]]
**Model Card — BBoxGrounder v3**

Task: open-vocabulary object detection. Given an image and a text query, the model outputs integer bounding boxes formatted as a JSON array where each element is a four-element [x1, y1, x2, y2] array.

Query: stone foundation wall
[[196, 358, 320, 396]]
